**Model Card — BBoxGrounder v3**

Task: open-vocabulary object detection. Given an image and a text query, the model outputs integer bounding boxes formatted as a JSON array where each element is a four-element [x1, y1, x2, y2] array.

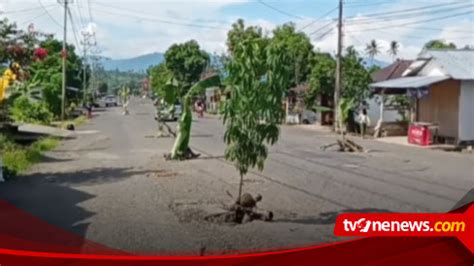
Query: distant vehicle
[[301, 109, 317, 124], [157, 102, 182, 121], [104, 95, 118, 107]]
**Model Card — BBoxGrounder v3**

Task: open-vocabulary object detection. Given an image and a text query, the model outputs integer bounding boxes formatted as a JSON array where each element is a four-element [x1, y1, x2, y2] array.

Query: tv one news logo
[[340, 218, 465, 234], [334, 213, 469, 237]]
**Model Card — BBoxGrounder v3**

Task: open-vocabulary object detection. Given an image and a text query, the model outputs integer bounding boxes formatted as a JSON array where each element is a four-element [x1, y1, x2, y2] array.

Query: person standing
[[357, 108, 371, 138]]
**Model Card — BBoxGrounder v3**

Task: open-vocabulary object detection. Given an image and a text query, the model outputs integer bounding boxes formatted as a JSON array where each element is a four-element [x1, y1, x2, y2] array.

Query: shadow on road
[[274, 208, 392, 225], [0, 180, 96, 251], [192, 155, 226, 160], [22, 167, 155, 186], [53, 147, 108, 152], [0, 166, 153, 252], [39, 154, 74, 163]]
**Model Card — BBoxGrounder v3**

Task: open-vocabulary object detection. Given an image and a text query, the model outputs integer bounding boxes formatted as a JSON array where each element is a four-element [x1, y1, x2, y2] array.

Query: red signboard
[[408, 124, 432, 146]]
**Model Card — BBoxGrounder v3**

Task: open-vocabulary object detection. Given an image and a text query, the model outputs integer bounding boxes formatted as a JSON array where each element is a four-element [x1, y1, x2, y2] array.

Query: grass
[[32, 137, 59, 152], [51, 115, 88, 129], [1, 135, 59, 179], [73, 115, 88, 126]]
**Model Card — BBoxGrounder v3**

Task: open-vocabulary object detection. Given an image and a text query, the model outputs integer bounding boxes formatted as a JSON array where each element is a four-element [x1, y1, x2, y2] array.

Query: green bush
[[0, 134, 15, 151], [10, 96, 53, 124], [31, 137, 59, 152], [2, 149, 40, 176], [1, 135, 55, 178]]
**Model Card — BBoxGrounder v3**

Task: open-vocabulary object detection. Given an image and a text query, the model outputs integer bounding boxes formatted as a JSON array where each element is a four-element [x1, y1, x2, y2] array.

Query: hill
[[100, 52, 164, 72]]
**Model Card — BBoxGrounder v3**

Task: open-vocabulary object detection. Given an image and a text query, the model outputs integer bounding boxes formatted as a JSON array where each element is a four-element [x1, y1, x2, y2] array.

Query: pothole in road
[[169, 200, 225, 224], [169, 199, 274, 226]]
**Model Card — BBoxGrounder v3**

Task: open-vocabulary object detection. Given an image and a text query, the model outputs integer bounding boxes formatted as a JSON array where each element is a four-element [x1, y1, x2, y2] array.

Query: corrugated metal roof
[[370, 76, 449, 89], [372, 59, 413, 82], [419, 50, 474, 80]]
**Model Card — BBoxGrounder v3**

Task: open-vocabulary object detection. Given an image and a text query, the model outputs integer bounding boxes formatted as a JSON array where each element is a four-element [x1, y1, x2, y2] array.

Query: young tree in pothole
[[223, 19, 291, 202], [162, 40, 220, 160]]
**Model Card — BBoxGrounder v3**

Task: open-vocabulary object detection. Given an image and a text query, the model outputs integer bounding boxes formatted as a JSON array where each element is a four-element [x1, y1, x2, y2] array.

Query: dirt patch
[[147, 170, 178, 178]]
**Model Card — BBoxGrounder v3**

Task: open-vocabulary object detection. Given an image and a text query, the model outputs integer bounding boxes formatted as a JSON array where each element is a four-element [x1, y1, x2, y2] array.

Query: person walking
[[196, 100, 204, 118]]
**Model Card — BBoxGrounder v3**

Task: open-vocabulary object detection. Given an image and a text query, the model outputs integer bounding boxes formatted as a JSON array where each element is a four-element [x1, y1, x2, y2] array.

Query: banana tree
[[165, 75, 220, 160]]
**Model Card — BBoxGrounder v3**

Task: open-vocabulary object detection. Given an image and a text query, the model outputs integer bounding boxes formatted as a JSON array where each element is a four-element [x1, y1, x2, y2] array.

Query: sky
[[0, 0, 473, 62]]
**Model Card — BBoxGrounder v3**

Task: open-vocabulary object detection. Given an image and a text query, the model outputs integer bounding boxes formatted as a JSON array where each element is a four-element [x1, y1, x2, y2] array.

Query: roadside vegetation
[[0, 18, 88, 125], [0, 134, 58, 179]]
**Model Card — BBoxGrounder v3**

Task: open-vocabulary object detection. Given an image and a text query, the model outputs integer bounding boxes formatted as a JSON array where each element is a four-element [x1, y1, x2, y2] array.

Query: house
[[370, 49, 474, 145], [285, 83, 320, 125], [205, 87, 221, 114], [367, 59, 413, 125]]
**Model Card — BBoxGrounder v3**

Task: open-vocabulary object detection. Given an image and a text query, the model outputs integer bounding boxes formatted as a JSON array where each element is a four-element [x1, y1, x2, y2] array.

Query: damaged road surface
[[0, 98, 473, 255]]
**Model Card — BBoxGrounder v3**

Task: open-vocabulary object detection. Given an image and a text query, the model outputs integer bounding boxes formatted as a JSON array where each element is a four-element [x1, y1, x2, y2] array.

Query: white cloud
[[0, 0, 472, 61]]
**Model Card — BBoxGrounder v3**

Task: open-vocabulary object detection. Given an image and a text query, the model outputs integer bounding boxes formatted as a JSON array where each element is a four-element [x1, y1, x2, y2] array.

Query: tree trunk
[[170, 96, 192, 159], [237, 173, 244, 202]]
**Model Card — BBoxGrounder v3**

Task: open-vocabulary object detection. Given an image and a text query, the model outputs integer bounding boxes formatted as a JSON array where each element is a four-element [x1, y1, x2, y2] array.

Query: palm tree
[[388, 40, 399, 62], [365, 39, 380, 65]]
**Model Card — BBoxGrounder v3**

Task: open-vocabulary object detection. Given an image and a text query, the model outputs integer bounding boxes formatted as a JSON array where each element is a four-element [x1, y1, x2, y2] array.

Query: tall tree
[[388, 40, 399, 62], [149, 63, 172, 100], [307, 46, 372, 123], [365, 39, 380, 65], [342, 46, 373, 104], [223, 20, 291, 202], [306, 52, 335, 109], [162, 40, 219, 160], [272, 23, 314, 87], [165, 40, 209, 88]]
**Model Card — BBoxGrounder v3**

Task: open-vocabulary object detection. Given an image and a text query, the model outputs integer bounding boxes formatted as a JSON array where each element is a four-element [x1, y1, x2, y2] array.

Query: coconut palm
[[388, 40, 400, 62], [365, 39, 380, 65]]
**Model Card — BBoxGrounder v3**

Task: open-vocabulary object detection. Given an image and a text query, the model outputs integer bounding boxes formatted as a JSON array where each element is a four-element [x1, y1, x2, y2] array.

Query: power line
[[345, 0, 395, 8], [313, 27, 334, 41], [38, 0, 62, 29], [345, 1, 467, 20], [349, 27, 473, 41], [93, 2, 231, 25], [67, 6, 81, 50], [87, 0, 94, 22], [348, 3, 473, 25], [0, 4, 56, 14], [75, 1, 87, 28], [257, 0, 303, 20], [308, 20, 336, 36], [299, 6, 338, 31], [402, 26, 474, 34], [18, 8, 50, 27], [348, 10, 474, 32], [91, 6, 229, 30]]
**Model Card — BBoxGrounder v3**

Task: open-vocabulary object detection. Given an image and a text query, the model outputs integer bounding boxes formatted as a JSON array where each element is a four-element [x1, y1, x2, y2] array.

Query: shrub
[[1, 135, 53, 178], [10, 96, 53, 124], [0, 134, 15, 151], [31, 137, 59, 152]]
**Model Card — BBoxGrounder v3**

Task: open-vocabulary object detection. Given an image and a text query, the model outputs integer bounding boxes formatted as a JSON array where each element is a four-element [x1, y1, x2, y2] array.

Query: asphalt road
[[1, 97, 473, 255]]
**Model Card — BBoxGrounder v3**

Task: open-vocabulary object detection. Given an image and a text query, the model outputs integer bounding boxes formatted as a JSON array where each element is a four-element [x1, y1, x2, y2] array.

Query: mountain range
[[100, 52, 390, 73], [100, 52, 164, 72]]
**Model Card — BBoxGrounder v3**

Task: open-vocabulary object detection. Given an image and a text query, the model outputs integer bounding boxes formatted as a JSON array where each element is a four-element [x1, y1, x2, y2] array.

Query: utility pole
[[89, 47, 101, 100], [81, 33, 88, 103], [60, 0, 70, 122], [334, 0, 343, 132], [81, 31, 95, 103]]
